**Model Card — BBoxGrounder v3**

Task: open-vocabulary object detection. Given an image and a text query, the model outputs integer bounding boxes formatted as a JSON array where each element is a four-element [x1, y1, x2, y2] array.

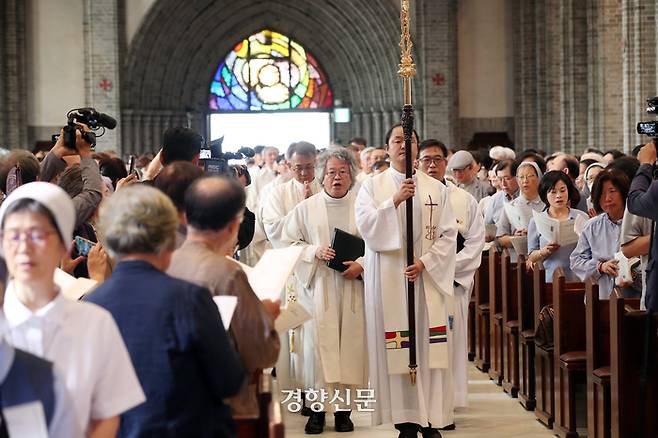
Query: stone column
[[0, 0, 27, 149], [83, 0, 121, 152], [352, 110, 363, 140], [622, 0, 657, 152], [418, 0, 458, 147], [371, 111, 383, 148]]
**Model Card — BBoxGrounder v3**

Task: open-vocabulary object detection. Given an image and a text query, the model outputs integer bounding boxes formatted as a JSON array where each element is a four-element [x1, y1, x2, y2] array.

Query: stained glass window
[[209, 30, 333, 111]]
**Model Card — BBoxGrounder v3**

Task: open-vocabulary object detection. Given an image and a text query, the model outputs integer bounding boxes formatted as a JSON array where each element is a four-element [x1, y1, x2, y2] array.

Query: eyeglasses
[[498, 176, 515, 183], [419, 157, 445, 166], [517, 174, 538, 181], [1, 228, 57, 246], [292, 164, 314, 174], [326, 170, 350, 179]]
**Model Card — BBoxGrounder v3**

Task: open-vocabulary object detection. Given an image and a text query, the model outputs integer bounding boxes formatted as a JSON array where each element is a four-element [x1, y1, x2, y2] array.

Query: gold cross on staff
[[425, 195, 438, 240]]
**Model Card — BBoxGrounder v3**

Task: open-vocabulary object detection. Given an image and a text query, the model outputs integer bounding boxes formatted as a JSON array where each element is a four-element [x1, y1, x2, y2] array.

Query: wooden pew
[[474, 250, 491, 372], [501, 249, 520, 397], [585, 280, 609, 438], [488, 246, 504, 385], [533, 267, 554, 428], [610, 290, 657, 438], [236, 370, 284, 438], [468, 295, 476, 361], [517, 254, 536, 410], [553, 269, 587, 438]]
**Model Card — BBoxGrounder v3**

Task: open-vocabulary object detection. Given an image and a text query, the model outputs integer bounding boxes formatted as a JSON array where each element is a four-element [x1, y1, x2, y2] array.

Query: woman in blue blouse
[[526, 171, 588, 282], [570, 169, 630, 298]]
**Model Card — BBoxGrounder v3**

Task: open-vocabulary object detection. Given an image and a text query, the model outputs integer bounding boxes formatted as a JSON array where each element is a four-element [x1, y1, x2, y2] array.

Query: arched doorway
[[208, 29, 333, 151]]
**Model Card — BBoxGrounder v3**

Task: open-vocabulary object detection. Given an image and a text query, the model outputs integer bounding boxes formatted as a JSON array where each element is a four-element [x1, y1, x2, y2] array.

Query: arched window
[[209, 30, 333, 111]]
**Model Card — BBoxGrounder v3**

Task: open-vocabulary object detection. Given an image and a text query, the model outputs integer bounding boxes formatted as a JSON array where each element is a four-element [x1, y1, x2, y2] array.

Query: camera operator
[[627, 140, 658, 311], [40, 124, 103, 229]]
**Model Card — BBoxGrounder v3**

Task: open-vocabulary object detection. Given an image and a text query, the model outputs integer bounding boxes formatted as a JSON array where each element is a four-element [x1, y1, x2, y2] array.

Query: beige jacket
[[168, 240, 280, 417]]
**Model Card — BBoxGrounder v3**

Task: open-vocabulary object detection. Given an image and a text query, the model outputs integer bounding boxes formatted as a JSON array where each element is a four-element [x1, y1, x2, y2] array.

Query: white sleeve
[[90, 312, 145, 420], [262, 186, 289, 248], [354, 180, 401, 252], [454, 197, 486, 287], [281, 203, 319, 288]]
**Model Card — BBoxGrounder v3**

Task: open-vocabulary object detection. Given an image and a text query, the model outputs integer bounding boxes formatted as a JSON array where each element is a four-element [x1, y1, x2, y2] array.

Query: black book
[[457, 232, 465, 253], [327, 228, 365, 273]]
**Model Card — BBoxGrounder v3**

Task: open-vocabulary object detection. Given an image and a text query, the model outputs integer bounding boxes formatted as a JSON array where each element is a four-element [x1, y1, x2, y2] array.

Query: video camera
[[200, 136, 255, 176], [52, 107, 117, 150], [636, 97, 658, 139]]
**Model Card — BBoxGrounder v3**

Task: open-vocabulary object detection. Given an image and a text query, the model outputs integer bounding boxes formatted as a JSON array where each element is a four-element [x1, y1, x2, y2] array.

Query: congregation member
[[447, 150, 491, 201], [570, 169, 630, 299], [526, 171, 588, 281], [582, 162, 605, 214], [496, 161, 544, 260], [1, 182, 145, 437], [356, 124, 457, 438], [620, 208, 652, 308], [483, 159, 519, 230], [168, 176, 280, 418], [282, 148, 367, 434], [547, 153, 589, 211], [416, 139, 485, 414], [86, 184, 244, 437]]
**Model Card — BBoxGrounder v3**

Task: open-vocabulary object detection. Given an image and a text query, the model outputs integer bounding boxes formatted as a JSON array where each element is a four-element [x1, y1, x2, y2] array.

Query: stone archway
[[121, 0, 416, 153]]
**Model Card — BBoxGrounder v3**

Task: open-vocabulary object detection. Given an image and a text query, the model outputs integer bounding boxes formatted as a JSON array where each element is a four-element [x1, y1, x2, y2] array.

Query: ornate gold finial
[[399, 0, 416, 104]]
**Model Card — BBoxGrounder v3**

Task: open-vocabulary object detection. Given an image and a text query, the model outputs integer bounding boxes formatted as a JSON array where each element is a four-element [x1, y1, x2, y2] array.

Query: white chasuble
[[355, 168, 457, 427], [446, 181, 485, 408], [281, 190, 367, 390]]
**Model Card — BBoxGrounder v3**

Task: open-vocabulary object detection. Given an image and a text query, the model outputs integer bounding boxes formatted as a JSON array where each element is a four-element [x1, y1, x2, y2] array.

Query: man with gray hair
[[448, 150, 491, 202], [281, 148, 366, 434]]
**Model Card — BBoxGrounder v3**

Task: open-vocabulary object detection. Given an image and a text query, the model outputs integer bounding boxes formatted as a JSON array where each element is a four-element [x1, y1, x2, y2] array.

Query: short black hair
[[349, 137, 367, 147], [538, 170, 581, 209], [604, 149, 625, 160], [631, 144, 644, 157], [519, 151, 547, 174], [161, 127, 203, 165], [591, 169, 630, 214], [154, 161, 204, 212], [185, 176, 246, 231], [384, 123, 419, 146], [253, 145, 266, 155], [496, 159, 516, 174], [99, 157, 128, 189], [561, 154, 580, 181], [286, 141, 317, 160], [579, 158, 598, 169], [418, 139, 448, 157], [606, 156, 640, 182]]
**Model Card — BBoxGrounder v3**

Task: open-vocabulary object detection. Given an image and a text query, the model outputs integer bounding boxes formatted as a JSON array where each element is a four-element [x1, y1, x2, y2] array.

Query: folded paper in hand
[[54, 268, 98, 301], [213, 296, 238, 330], [229, 246, 303, 301], [509, 235, 528, 256], [614, 251, 639, 285], [532, 211, 580, 246], [504, 202, 533, 233], [275, 300, 312, 333]]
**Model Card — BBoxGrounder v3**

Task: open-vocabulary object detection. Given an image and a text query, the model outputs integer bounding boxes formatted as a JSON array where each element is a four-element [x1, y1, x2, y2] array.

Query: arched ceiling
[[122, 0, 413, 114]]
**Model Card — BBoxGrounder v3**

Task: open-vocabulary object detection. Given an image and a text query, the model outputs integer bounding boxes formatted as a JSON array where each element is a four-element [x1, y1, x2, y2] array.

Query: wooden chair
[[517, 254, 536, 410], [610, 290, 656, 438], [533, 267, 554, 428], [468, 295, 476, 361], [236, 370, 284, 438], [475, 250, 491, 372], [553, 269, 587, 438], [585, 280, 609, 438], [501, 249, 520, 397], [488, 246, 504, 385]]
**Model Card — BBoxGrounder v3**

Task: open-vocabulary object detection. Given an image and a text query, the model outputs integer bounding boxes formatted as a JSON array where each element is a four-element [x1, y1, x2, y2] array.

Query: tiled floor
[[284, 365, 556, 437]]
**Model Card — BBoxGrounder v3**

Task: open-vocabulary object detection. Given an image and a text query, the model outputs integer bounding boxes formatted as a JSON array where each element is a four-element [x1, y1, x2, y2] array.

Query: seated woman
[[526, 171, 588, 282], [0, 182, 145, 438], [86, 184, 245, 437], [570, 169, 629, 298], [496, 161, 544, 260]]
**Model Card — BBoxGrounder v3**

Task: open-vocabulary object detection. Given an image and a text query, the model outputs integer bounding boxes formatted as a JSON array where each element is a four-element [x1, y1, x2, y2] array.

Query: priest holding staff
[[355, 124, 457, 438], [282, 147, 366, 434]]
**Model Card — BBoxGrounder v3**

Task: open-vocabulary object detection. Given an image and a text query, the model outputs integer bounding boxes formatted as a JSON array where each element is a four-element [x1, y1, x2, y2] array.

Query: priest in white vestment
[[417, 140, 485, 412], [282, 148, 367, 434], [355, 125, 457, 438], [261, 141, 321, 393], [246, 146, 279, 212]]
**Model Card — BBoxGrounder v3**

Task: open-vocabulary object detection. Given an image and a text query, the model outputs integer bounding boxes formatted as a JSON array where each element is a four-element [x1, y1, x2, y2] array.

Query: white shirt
[[3, 285, 146, 433]]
